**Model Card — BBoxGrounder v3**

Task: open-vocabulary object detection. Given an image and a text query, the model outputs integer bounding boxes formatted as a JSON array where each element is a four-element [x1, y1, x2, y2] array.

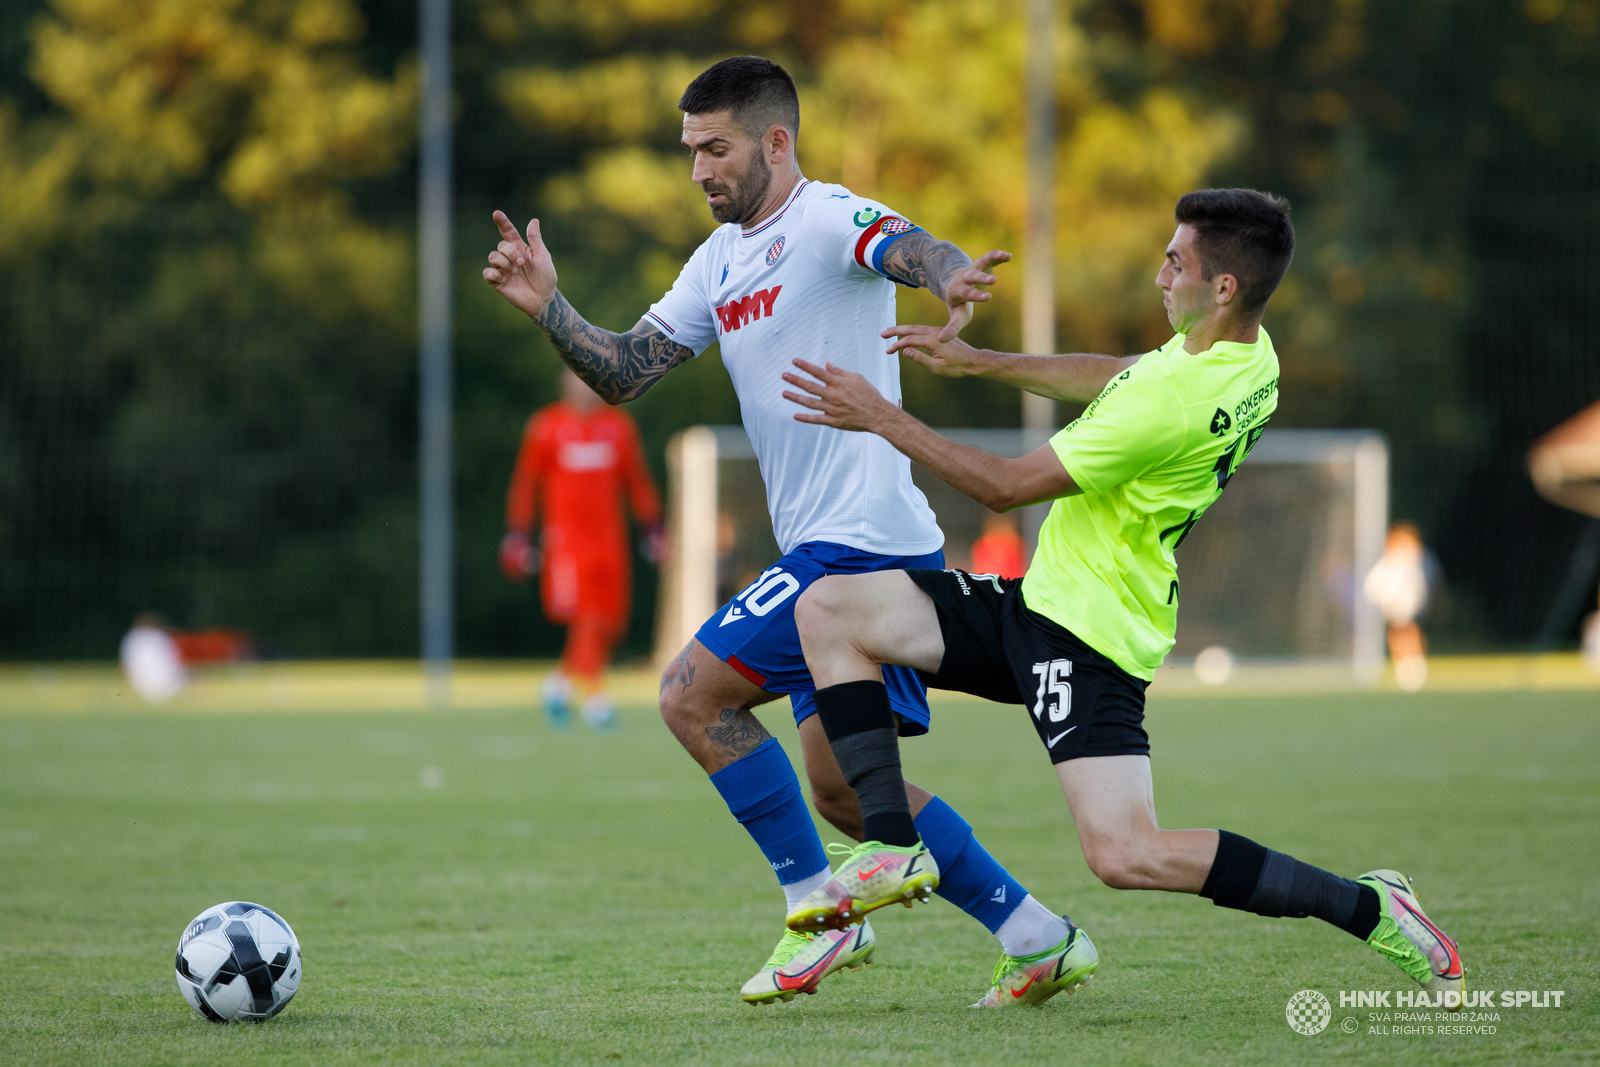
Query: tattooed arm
[[879, 231, 1013, 342], [483, 210, 693, 403], [537, 296, 693, 403]]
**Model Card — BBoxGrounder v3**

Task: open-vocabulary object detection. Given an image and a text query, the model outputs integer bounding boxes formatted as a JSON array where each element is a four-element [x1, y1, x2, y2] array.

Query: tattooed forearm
[[704, 707, 772, 759], [536, 291, 693, 403], [880, 232, 972, 301]]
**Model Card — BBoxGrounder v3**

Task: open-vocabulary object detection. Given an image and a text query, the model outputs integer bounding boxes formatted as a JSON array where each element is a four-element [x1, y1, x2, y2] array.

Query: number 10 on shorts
[[1031, 659, 1073, 722]]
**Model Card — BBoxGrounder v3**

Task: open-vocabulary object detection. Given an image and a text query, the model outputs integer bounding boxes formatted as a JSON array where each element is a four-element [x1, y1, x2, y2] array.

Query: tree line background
[[2, 0, 1597, 661]]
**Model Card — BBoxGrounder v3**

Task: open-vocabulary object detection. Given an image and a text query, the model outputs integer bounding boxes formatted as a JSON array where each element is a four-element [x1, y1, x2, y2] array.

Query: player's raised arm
[[878, 235, 1011, 342], [883, 324, 1141, 404], [781, 359, 1078, 513], [483, 210, 693, 403]]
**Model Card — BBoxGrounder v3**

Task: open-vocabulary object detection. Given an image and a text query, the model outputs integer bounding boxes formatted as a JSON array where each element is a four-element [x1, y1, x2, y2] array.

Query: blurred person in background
[[170, 628, 254, 664], [969, 512, 1026, 579], [1363, 522, 1442, 692], [501, 369, 664, 729], [119, 612, 186, 703], [1528, 399, 1600, 668], [715, 509, 744, 604]]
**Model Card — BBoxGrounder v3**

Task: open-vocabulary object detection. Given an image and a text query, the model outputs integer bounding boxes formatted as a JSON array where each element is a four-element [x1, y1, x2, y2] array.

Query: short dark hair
[[1174, 189, 1295, 315], [678, 56, 800, 140]]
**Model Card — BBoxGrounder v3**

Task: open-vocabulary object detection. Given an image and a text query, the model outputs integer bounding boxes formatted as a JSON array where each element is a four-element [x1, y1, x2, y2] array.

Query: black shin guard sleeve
[[1204, 830, 1375, 937], [1346, 884, 1382, 940], [813, 682, 918, 847], [813, 680, 897, 740], [1200, 830, 1269, 910], [832, 730, 918, 846], [1246, 851, 1362, 929]]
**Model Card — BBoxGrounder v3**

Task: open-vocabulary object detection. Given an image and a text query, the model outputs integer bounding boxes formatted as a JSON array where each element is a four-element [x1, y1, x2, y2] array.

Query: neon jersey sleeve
[[802, 191, 924, 285], [1050, 361, 1187, 495], [644, 241, 718, 355]]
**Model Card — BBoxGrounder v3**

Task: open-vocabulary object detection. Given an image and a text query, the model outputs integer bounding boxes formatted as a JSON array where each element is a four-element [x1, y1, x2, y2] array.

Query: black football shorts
[[904, 569, 1150, 764]]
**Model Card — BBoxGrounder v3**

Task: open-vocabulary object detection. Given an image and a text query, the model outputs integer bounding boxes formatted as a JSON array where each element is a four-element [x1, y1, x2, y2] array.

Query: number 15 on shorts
[[1031, 659, 1073, 722]]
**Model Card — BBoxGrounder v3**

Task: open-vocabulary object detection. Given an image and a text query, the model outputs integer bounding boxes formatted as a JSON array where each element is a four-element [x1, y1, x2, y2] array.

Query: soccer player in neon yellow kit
[[779, 190, 1465, 1006]]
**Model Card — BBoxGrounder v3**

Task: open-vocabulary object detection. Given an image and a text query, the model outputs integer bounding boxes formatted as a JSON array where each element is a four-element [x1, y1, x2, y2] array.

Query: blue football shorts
[[693, 540, 945, 735]]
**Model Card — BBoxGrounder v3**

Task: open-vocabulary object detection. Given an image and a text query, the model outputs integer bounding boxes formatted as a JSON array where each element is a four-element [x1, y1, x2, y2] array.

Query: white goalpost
[[656, 426, 1388, 684]]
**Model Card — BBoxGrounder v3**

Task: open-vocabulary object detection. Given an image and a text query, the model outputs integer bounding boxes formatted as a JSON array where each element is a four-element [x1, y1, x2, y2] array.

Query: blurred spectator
[[970, 513, 1026, 579], [170, 629, 255, 664], [715, 510, 741, 604], [1528, 399, 1600, 669], [119, 612, 186, 703], [1363, 522, 1443, 692], [501, 370, 663, 729]]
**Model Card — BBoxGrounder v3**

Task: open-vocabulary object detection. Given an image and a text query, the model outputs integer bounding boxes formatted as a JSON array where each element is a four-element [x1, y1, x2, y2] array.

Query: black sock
[[1346, 883, 1381, 940], [812, 681, 918, 847], [1201, 830, 1379, 940]]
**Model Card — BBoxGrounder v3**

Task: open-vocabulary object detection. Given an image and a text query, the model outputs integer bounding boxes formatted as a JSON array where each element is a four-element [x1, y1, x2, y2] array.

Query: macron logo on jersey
[[715, 285, 781, 334]]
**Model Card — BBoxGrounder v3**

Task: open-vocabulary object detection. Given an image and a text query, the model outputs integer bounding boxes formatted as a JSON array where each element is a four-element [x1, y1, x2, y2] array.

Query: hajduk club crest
[[766, 236, 785, 265]]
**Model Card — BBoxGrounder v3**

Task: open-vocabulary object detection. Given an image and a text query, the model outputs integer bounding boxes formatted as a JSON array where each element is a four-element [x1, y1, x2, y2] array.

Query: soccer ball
[[174, 901, 302, 1022]]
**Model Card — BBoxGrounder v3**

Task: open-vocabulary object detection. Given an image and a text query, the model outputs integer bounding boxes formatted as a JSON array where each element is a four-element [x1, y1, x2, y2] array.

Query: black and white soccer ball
[[174, 901, 301, 1022]]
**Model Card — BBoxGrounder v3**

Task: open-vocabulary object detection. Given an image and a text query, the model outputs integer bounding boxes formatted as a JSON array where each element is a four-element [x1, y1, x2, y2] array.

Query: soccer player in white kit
[[484, 57, 1080, 1006]]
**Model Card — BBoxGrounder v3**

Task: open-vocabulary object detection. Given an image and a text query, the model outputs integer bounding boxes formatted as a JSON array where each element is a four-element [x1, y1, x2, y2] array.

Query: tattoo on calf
[[536, 292, 692, 403], [704, 707, 771, 758], [879, 231, 971, 300]]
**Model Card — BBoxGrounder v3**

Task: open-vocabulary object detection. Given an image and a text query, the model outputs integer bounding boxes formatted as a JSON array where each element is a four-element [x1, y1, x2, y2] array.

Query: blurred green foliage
[[1, 0, 1597, 659]]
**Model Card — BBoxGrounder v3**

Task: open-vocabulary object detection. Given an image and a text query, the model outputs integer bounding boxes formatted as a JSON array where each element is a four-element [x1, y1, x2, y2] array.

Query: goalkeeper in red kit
[[500, 369, 664, 728]]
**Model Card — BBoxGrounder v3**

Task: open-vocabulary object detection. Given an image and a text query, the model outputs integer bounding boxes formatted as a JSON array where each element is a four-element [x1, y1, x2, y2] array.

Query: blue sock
[[915, 796, 1026, 933], [709, 738, 829, 885]]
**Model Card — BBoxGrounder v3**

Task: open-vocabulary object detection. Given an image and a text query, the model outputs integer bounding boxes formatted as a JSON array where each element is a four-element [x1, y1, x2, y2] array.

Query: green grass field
[[2, 674, 1596, 1065]]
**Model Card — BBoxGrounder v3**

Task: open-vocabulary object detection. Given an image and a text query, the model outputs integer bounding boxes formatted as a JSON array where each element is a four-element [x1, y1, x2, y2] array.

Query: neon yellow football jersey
[[1022, 329, 1280, 680]]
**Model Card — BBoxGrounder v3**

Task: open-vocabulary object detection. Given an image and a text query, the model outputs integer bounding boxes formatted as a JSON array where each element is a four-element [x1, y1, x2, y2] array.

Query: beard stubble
[[706, 150, 773, 227]]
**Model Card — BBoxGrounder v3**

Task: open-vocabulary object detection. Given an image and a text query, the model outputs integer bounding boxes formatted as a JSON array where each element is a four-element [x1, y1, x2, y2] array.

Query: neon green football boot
[[786, 841, 939, 932], [1358, 870, 1464, 994], [740, 921, 876, 1004], [971, 920, 1098, 1008]]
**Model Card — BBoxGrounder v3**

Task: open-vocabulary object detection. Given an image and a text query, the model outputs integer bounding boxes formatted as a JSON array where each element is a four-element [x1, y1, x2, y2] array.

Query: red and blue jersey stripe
[[853, 215, 922, 284]]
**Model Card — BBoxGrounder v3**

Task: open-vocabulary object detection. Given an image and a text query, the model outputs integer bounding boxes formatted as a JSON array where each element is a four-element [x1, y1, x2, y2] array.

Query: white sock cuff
[[995, 893, 1071, 958], [781, 867, 831, 911]]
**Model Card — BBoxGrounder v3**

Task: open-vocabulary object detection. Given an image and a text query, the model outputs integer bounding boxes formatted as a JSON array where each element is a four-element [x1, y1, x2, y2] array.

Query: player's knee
[[657, 662, 698, 731], [794, 577, 849, 643], [657, 655, 734, 746], [1080, 835, 1152, 890], [1084, 852, 1142, 890]]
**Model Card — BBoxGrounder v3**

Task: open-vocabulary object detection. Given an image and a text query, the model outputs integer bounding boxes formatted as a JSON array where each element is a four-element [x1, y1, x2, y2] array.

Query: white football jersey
[[646, 180, 943, 557]]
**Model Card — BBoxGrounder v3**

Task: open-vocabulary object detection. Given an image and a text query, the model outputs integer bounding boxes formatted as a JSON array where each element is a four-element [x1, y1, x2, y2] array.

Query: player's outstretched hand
[[483, 211, 558, 320], [498, 530, 536, 582], [883, 323, 988, 378], [641, 521, 670, 565], [939, 249, 1011, 342], [782, 359, 899, 433]]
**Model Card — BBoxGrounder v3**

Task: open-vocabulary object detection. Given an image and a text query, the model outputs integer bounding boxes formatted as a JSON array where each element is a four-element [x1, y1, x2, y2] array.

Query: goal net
[[655, 427, 1387, 681]]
